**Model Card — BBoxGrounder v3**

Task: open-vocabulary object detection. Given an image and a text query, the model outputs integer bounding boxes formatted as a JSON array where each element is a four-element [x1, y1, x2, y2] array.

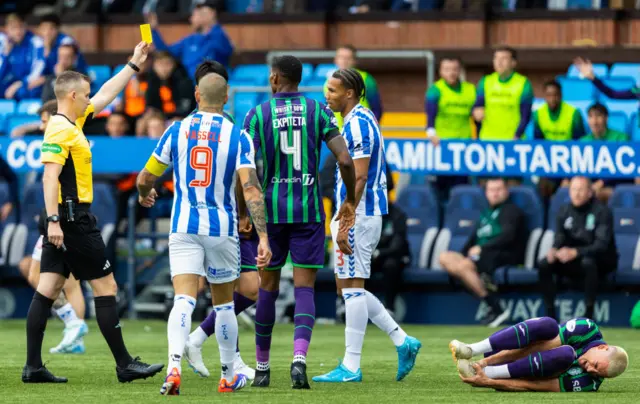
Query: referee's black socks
[[94, 296, 132, 367], [26, 291, 54, 368]]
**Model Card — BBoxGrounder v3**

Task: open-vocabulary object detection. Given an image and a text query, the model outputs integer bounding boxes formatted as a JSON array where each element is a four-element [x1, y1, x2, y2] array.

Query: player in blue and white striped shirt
[[315, 68, 421, 384], [136, 72, 272, 395]]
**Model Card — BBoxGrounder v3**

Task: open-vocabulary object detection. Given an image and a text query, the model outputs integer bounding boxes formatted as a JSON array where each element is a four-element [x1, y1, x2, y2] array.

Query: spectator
[[106, 112, 130, 138], [574, 57, 640, 107], [40, 44, 78, 103], [534, 80, 585, 198], [11, 99, 57, 138], [37, 13, 87, 76], [0, 13, 45, 100], [579, 103, 630, 203], [146, 114, 167, 139], [538, 176, 617, 320], [439, 178, 526, 327], [371, 202, 411, 316], [473, 47, 533, 141], [121, 57, 151, 119], [326, 44, 383, 128], [147, 0, 234, 79], [425, 56, 475, 201], [146, 51, 195, 118]]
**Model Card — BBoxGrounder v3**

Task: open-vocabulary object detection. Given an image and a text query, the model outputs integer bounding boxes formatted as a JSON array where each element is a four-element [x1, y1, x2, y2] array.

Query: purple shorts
[[240, 230, 258, 272], [266, 222, 325, 270]]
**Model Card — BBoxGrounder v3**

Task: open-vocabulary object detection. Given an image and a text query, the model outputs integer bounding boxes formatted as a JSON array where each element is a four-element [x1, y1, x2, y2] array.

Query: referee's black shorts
[[39, 204, 112, 281]]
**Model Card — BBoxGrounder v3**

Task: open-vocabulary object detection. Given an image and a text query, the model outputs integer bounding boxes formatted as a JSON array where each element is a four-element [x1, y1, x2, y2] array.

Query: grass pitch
[[2, 320, 639, 403]]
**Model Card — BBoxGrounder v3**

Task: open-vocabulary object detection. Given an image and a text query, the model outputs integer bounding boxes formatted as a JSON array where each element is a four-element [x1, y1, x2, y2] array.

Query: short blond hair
[[54, 70, 91, 99], [607, 346, 629, 378]]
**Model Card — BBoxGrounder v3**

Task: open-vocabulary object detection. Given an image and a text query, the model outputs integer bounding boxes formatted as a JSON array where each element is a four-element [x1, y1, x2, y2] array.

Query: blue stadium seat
[[0, 182, 19, 266], [605, 100, 637, 121], [0, 99, 16, 133], [395, 184, 440, 270], [302, 78, 327, 103], [233, 92, 259, 124], [231, 64, 270, 85], [610, 63, 640, 83], [631, 114, 640, 141], [597, 77, 636, 102], [17, 99, 42, 115], [607, 112, 628, 134], [225, 0, 262, 13], [92, 182, 117, 245], [113, 64, 126, 75], [524, 120, 534, 140], [302, 63, 313, 83], [536, 187, 570, 264], [568, 100, 593, 132], [567, 64, 608, 78], [7, 182, 44, 267], [497, 186, 544, 285], [6, 114, 40, 135], [430, 185, 487, 269], [557, 77, 595, 101], [609, 186, 640, 283], [87, 65, 112, 94], [314, 64, 336, 80], [566, 0, 596, 8]]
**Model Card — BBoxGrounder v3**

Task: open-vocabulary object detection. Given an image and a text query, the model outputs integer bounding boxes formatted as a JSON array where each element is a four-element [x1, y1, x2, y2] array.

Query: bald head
[[197, 73, 228, 107]]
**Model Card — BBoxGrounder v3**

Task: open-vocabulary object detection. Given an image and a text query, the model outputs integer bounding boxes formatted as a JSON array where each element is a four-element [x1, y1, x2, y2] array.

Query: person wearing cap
[[146, 0, 233, 80]]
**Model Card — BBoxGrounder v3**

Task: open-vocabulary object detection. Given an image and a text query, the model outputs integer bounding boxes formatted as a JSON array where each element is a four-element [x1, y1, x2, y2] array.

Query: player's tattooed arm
[[238, 167, 267, 236]]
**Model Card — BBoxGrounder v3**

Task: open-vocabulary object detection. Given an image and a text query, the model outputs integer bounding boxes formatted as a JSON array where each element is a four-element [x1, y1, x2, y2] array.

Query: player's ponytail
[[333, 68, 366, 101]]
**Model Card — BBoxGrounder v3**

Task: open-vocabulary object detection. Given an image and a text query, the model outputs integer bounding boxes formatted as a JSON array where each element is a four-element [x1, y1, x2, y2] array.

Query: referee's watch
[[46, 215, 60, 223]]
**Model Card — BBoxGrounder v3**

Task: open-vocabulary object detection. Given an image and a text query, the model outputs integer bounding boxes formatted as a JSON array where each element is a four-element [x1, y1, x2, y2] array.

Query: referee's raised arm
[[91, 42, 150, 115]]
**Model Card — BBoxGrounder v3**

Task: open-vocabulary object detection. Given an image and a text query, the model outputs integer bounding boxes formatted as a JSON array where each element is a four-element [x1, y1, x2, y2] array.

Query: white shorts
[[331, 214, 382, 279], [31, 235, 44, 262], [168, 233, 240, 284]]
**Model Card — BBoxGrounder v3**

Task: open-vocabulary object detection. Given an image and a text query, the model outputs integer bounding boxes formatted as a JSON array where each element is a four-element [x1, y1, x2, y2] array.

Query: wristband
[[127, 61, 140, 72]]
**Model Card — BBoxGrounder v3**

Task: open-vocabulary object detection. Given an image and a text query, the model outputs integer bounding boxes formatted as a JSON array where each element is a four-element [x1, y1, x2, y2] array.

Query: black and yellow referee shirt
[[41, 103, 95, 204]]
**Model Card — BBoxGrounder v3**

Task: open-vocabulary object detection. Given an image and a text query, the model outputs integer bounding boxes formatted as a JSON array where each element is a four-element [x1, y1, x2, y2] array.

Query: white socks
[[484, 364, 511, 379], [215, 301, 238, 383], [167, 294, 196, 375], [55, 303, 79, 326], [365, 291, 407, 347], [189, 326, 208, 348], [468, 338, 493, 356], [342, 288, 367, 373]]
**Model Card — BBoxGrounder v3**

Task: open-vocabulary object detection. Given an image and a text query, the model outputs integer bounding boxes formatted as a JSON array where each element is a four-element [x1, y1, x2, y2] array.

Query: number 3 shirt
[[146, 112, 255, 237], [557, 317, 605, 392]]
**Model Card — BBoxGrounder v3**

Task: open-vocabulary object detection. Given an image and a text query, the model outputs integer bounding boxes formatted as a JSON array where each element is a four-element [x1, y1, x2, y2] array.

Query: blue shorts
[[240, 230, 258, 273], [266, 222, 325, 270]]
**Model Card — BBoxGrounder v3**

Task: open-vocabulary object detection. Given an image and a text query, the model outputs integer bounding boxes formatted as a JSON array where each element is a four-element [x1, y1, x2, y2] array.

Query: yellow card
[[140, 24, 153, 44]]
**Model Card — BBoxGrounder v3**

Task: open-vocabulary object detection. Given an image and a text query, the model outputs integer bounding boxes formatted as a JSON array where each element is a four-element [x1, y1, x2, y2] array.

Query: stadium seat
[[92, 182, 117, 245], [607, 112, 628, 134], [87, 65, 112, 94], [524, 120, 534, 140], [557, 77, 595, 101], [610, 63, 640, 83], [233, 92, 259, 124], [0, 182, 18, 266], [566, 0, 596, 8], [17, 99, 42, 115], [314, 64, 336, 80], [302, 78, 327, 103], [302, 63, 313, 83], [430, 185, 487, 270], [567, 64, 608, 79], [231, 64, 270, 85], [597, 77, 636, 102], [605, 100, 637, 121], [497, 186, 544, 285], [0, 99, 16, 133], [537, 187, 570, 263], [631, 114, 640, 141], [10, 182, 45, 267], [6, 114, 40, 136], [609, 186, 640, 284], [395, 184, 440, 270]]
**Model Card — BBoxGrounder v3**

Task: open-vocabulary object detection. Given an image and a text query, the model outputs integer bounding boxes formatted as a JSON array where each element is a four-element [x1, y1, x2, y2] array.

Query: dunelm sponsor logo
[[271, 174, 315, 186], [41, 143, 62, 154]]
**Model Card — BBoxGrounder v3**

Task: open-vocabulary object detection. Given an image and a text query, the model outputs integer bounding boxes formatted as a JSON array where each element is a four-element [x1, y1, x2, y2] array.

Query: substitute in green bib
[[579, 103, 633, 203], [324, 45, 382, 129], [534, 80, 584, 141], [473, 47, 533, 141], [425, 56, 476, 144]]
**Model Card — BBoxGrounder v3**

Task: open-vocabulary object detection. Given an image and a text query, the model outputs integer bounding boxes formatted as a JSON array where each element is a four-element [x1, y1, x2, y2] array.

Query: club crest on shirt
[[567, 366, 582, 376], [564, 217, 573, 230]]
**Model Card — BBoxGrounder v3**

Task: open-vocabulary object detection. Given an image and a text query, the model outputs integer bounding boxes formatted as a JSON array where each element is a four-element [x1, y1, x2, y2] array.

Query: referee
[[23, 42, 163, 384]]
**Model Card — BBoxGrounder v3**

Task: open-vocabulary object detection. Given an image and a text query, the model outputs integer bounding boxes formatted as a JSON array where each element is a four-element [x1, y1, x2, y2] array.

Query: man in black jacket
[[439, 178, 526, 327], [538, 176, 617, 320]]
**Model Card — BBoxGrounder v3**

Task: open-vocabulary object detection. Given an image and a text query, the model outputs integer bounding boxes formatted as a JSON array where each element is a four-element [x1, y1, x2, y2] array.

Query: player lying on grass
[[450, 317, 628, 392]]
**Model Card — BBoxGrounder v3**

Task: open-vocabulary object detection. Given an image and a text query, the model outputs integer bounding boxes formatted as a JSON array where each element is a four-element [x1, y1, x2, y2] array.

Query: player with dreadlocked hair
[[315, 68, 422, 384]]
